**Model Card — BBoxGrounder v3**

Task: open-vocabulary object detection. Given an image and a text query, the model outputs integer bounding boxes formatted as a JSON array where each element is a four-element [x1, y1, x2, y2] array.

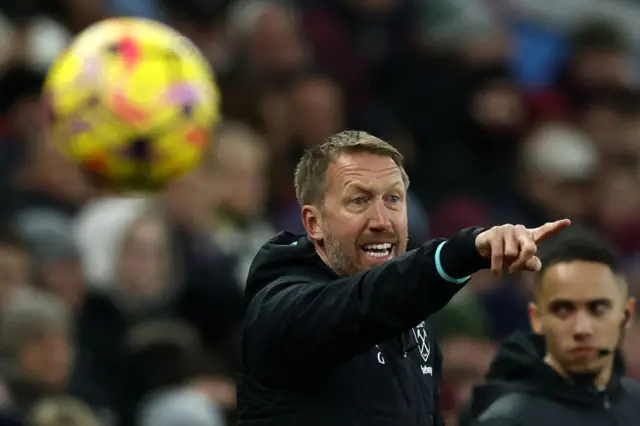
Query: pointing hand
[[475, 219, 571, 276]]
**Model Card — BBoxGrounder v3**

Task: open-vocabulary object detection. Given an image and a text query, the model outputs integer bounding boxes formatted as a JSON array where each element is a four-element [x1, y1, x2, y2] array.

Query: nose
[[367, 199, 392, 231], [573, 310, 594, 338]]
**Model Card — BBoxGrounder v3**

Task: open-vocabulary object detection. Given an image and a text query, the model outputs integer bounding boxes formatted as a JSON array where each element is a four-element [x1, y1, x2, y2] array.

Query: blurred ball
[[43, 17, 221, 191]]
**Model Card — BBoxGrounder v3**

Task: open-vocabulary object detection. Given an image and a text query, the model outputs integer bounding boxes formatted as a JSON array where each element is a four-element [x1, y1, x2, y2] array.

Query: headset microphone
[[597, 348, 613, 358], [595, 310, 631, 358]]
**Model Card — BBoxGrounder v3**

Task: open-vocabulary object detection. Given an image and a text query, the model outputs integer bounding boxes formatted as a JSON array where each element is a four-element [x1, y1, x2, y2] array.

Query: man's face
[[118, 220, 167, 298], [41, 259, 85, 311], [248, 5, 304, 73], [573, 51, 630, 88], [304, 152, 409, 276], [19, 329, 71, 391], [289, 77, 344, 147], [216, 141, 268, 218], [530, 261, 633, 376]]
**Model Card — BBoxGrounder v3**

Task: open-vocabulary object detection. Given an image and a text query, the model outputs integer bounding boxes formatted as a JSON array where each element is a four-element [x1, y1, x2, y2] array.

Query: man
[[238, 130, 569, 426], [0, 289, 72, 412], [469, 233, 640, 426]]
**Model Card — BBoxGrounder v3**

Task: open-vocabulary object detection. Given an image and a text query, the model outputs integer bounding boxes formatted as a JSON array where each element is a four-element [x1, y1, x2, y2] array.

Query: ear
[[529, 302, 542, 334], [301, 205, 324, 242], [625, 298, 636, 329]]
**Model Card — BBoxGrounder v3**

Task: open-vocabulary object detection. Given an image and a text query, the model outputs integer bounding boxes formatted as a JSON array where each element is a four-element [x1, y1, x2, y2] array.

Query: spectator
[[0, 290, 72, 416], [227, 0, 309, 80], [158, 0, 230, 67], [211, 122, 275, 285], [496, 123, 600, 227], [526, 18, 632, 124], [15, 209, 84, 311]]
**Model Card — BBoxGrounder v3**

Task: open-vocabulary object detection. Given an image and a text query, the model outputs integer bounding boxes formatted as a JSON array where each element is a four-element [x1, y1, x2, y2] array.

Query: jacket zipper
[[603, 393, 617, 426]]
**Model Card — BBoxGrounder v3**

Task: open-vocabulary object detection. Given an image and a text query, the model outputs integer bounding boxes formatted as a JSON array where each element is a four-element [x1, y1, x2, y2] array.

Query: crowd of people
[[0, 0, 640, 425]]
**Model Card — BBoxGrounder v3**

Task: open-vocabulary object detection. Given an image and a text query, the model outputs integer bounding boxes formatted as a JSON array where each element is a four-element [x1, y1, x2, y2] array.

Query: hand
[[475, 219, 571, 276]]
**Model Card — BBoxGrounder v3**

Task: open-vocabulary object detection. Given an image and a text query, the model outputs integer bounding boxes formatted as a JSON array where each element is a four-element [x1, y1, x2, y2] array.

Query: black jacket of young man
[[237, 228, 488, 426], [469, 332, 640, 426]]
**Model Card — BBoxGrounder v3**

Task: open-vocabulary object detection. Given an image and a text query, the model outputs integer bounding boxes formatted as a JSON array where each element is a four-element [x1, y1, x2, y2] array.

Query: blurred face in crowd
[[161, 168, 215, 232], [462, 32, 511, 68], [596, 170, 640, 252], [535, 178, 596, 220], [215, 133, 268, 219], [117, 219, 168, 299], [18, 329, 71, 391], [529, 261, 635, 383], [40, 259, 85, 311], [441, 338, 496, 408], [19, 136, 93, 206], [246, 4, 305, 73], [167, 17, 226, 67], [579, 103, 622, 155], [304, 152, 408, 276], [598, 170, 640, 224], [9, 96, 43, 142], [571, 50, 630, 88], [0, 244, 30, 310], [616, 114, 640, 157], [289, 76, 344, 147], [469, 81, 524, 132], [259, 89, 292, 152]]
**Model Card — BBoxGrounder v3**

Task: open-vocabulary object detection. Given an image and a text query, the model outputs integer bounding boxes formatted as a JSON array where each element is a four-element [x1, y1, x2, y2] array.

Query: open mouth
[[361, 243, 394, 259]]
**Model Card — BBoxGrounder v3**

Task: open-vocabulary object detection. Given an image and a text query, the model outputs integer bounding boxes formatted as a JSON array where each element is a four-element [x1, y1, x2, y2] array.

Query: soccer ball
[[43, 17, 221, 191]]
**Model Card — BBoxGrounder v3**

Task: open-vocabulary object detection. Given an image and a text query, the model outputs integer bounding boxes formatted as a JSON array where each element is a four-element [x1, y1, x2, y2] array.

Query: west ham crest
[[412, 322, 431, 362]]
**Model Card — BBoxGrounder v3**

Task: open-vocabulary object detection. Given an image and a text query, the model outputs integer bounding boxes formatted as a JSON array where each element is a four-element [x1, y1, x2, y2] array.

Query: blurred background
[[1, 0, 640, 425]]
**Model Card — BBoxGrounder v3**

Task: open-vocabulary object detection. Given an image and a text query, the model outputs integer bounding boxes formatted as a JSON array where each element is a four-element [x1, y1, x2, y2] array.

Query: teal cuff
[[435, 241, 472, 285]]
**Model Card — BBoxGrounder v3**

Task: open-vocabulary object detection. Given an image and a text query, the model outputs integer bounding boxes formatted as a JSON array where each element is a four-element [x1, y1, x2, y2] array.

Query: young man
[[470, 234, 640, 426], [238, 130, 569, 426]]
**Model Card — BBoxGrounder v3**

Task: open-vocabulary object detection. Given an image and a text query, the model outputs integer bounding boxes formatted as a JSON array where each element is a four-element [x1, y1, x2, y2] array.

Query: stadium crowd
[[0, 0, 639, 425]]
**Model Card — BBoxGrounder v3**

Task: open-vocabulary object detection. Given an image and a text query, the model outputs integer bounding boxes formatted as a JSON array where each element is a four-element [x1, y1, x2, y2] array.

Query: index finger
[[530, 219, 572, 243]]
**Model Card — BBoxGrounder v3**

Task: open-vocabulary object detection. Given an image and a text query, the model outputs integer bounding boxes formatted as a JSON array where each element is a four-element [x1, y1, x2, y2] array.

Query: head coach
[[237, 130, 570, 426]]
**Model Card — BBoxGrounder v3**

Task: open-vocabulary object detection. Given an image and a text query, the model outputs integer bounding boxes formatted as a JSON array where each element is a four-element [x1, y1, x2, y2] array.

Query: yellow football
[[43, 17, 221, 190]]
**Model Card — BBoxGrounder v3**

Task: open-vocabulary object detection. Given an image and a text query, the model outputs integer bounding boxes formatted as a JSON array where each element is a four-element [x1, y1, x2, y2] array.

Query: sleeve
[[242, 227, 488, 381]]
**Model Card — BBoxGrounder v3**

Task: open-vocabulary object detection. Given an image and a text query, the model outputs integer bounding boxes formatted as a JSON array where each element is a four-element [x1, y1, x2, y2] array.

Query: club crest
[[412, 323, 431, 362]]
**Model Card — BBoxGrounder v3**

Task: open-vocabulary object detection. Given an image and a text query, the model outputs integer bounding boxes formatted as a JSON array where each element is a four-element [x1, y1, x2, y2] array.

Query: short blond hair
[[294, 130, 408, 206]]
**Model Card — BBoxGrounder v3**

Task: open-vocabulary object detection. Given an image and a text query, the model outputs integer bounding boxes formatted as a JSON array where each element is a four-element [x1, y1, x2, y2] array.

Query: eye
[[589, 301, 610, 316], [351, 196, 368, 205], [388, 194, 402, 203], [550, 302, 574, 318]]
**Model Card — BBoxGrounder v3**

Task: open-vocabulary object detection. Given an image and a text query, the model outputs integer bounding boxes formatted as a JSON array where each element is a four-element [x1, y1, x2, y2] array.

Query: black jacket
[[237, 228, 488, 426], [469, 332, 640, 426]]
